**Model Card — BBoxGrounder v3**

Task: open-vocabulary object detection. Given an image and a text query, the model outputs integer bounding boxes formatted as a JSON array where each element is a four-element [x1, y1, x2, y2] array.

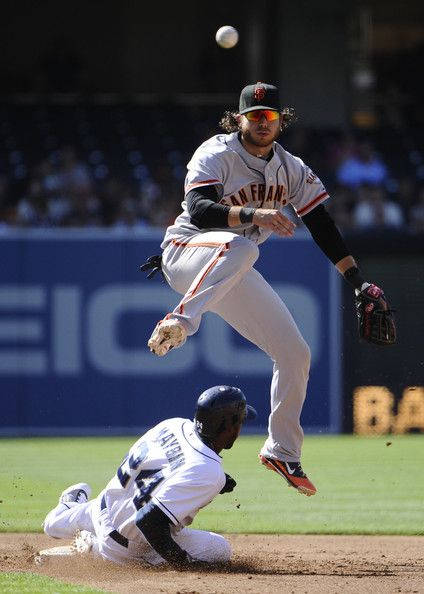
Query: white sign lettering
[[0, 283, 320, 376]]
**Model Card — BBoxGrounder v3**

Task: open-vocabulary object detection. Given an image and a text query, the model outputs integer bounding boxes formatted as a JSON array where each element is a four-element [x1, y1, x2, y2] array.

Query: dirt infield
[[1, 533, 423, 593]]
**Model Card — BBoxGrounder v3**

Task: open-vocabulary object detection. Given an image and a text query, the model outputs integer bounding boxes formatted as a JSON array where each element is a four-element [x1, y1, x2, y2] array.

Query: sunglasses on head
[[244, 110, 280, 122]]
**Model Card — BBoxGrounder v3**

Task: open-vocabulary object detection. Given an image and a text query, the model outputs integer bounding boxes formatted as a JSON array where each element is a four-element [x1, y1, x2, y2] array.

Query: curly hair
[[219, 108, 297, 133], [219, 111, 240, 133]]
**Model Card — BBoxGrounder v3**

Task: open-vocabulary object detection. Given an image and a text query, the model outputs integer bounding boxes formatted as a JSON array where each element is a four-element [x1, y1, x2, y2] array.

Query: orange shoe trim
[[259, 455, 316, 495]]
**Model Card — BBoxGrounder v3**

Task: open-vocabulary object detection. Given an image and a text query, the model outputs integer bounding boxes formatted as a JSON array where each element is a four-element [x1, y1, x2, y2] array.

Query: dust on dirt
[[1, 533, 423, 593]]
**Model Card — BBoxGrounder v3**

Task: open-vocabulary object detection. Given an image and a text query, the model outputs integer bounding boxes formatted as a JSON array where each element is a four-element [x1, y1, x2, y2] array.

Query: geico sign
[[0, 283, 320, 376]]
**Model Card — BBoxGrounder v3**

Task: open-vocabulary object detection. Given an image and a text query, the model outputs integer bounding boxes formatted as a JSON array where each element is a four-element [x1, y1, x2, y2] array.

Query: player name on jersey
[[156, 427, 185, 471]]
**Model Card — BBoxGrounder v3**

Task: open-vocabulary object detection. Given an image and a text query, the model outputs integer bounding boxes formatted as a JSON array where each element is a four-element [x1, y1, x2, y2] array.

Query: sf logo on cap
[[254, 85, 266, 102]]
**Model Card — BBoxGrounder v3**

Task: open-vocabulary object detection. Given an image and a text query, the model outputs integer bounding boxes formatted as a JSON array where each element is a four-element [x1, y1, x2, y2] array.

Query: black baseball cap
[[239, 82, 281, 114]]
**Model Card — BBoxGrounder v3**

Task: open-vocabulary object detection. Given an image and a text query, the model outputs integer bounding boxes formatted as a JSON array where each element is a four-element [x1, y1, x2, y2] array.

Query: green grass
[[0, 572, 108, 593], [0, 434, 423, 535]]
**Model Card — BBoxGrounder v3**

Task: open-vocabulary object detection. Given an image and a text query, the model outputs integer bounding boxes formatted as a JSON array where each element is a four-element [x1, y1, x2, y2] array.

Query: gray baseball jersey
[[161, 131, 329, 248]]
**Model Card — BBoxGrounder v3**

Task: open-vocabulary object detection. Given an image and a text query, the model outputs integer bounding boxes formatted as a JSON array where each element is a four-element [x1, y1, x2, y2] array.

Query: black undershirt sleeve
[[135, 501, 191, 567], [301, 204, 350, 264], [186, 185, 230, 229], [187, 188, 351, 265]]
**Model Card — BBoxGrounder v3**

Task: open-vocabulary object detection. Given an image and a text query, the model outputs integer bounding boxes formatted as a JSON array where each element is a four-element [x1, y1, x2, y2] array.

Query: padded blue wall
[[0, 231, 341, 435]]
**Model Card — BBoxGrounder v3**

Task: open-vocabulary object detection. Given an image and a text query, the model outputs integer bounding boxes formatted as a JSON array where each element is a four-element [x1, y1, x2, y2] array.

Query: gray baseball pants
[[161, 231, 311, 462]]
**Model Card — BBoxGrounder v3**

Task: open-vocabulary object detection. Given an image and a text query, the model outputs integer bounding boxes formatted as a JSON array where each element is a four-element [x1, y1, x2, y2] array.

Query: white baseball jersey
[[100, 417, 226, 543], [161, 131, 329, 248], [43, 417, 231, 565]]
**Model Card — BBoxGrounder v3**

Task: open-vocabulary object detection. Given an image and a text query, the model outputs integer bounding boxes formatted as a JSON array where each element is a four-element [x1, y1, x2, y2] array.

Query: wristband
[[239, 207, 256, 224], [343, 266, 365, 290]]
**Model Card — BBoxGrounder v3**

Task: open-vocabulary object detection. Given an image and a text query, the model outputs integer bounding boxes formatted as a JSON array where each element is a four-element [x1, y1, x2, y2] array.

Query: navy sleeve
[[135, 501, 191, 567], [186, 185, 230, 229], [301, 204, 350, 264]]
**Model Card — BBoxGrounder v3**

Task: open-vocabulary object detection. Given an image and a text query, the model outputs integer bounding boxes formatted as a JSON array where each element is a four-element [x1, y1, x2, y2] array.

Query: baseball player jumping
[[142, 82, 395, 497], [43, 386, 257, 567]]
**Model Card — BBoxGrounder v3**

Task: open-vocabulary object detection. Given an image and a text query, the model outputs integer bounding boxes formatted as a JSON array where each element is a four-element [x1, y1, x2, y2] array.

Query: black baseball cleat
[[258, 454, 317, 496]]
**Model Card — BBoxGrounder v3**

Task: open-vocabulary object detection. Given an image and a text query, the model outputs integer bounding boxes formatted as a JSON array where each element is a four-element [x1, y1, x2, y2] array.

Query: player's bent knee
[[192, 531, 232, 563], [288, 335, 310, 365], [219, 536, 232, 562], [292, 338, 311, 376], [275, 335, 310, 372], [210, 534, 232, 563], [43, 514, 60, 538], [219, 537, 232, 562], [299, 338, 311, 370]]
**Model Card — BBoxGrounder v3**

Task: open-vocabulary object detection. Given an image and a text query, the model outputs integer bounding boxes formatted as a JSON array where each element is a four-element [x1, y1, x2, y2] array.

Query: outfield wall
[[341, 233, 424, 435], [0, 230, 341, 436]]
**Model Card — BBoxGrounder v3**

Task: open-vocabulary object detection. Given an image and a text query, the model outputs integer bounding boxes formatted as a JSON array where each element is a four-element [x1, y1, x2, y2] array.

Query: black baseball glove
[[219, 473, 237, 494], [139, 254, 164, 280], [355, 283, 396, 346]]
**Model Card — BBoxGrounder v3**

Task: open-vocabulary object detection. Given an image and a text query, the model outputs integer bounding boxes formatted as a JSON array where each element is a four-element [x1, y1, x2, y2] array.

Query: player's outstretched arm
[[301, 205, 396, 346], [136, 502, 193, 568]]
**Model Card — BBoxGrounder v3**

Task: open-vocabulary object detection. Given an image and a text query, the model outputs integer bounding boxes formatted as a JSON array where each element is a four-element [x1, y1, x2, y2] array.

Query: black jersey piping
[[275, 163, 283, 185], [276, 159, 292, 199], [244, 165, 265, 179], [225, 134, 265, 180], [153, 498, 180, 526]]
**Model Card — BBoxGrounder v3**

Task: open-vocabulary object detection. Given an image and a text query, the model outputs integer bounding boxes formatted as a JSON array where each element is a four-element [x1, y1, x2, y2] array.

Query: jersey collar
[[182, 420, 222, 462], [227, 132, 277, 169]]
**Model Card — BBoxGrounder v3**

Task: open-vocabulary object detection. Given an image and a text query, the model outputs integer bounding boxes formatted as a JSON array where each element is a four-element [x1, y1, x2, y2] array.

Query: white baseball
[[215, 26, 239, 49]]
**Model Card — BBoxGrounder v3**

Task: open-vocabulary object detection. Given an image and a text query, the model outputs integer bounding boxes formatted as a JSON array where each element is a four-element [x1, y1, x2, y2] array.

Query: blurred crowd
[[1, 106, 424, 235], [0, 145, 182, 231], [288, 130, 424, 234]]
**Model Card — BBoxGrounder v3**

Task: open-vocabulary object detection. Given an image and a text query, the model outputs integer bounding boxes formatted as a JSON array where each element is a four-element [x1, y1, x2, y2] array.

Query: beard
[[242, 126, 281, 147]]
